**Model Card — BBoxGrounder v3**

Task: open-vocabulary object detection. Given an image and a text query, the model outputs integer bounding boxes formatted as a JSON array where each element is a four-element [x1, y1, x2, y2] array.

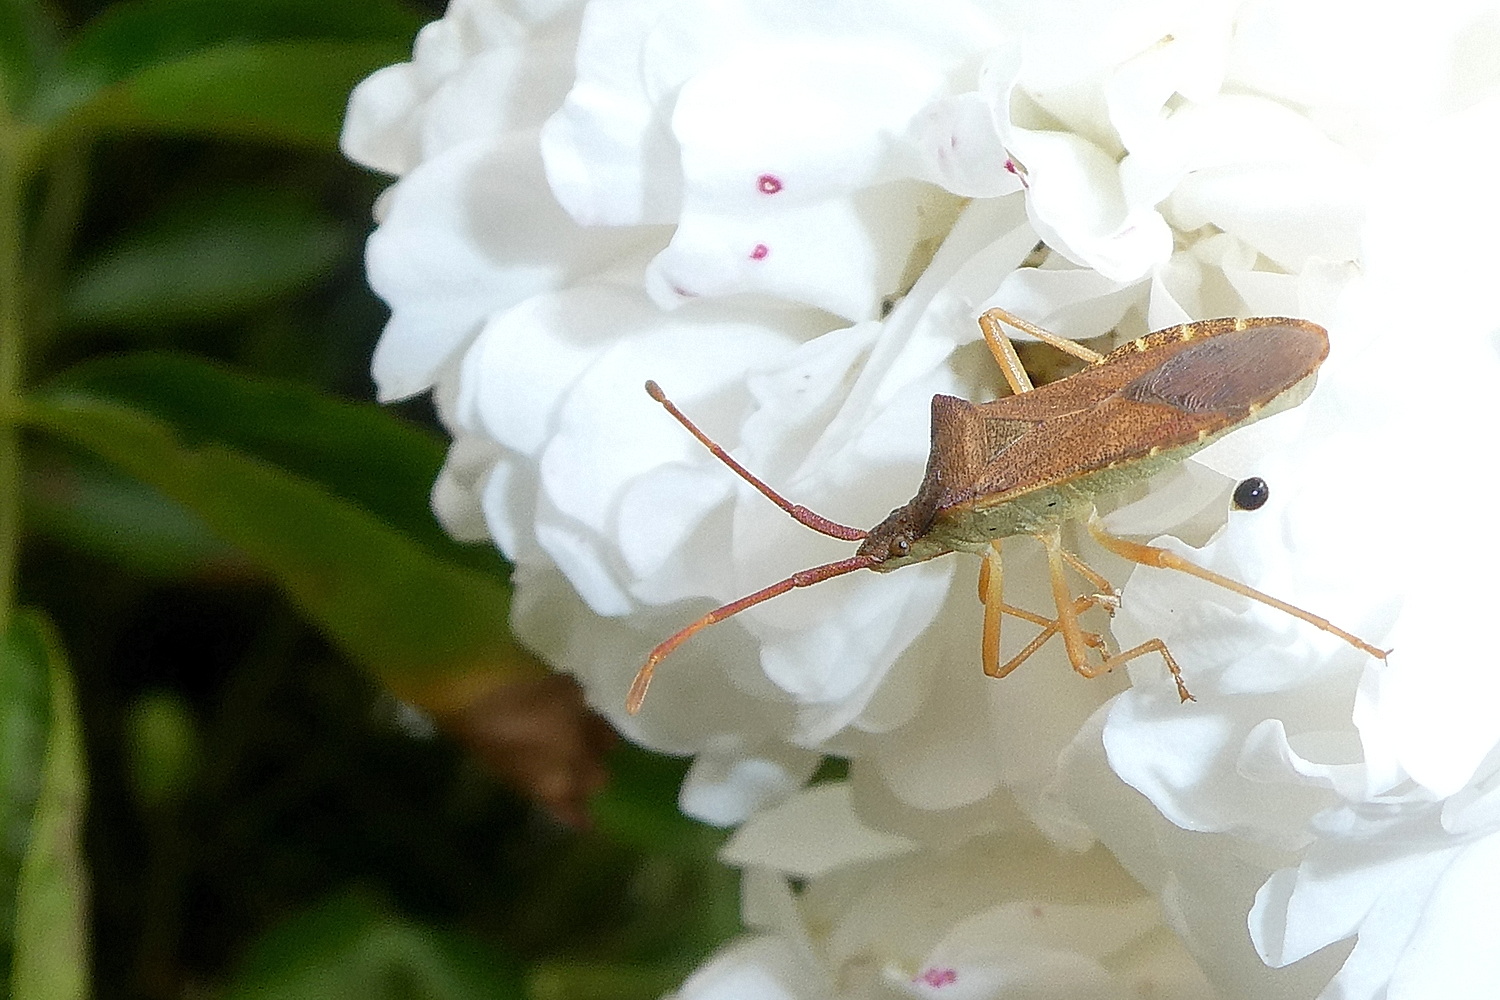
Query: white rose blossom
[[343, 1, 1500, 998], [672, 782, 1215, 1000]]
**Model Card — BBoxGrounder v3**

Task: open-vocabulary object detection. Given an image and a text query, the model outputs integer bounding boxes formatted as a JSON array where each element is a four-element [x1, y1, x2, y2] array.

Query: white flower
[[1057, 90, 1500, 1000], [671, 783, 1216, 1000], [343, 0, 649, 402], [344, 1, 1500, 997], [539, 0, 1009, 319]]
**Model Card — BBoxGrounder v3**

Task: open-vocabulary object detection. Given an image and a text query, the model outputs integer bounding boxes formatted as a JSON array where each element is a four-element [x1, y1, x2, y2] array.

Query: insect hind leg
[[1085, 515, 1389, 661]]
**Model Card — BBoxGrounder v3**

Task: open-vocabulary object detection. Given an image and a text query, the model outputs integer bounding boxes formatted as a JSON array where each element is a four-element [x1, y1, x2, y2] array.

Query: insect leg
[[978, 307, 1104, 365], [977, 312, 1034, 395], [981, 540, 1004, 676], [990, 594, 1107, 680], [1086, 517, 1389, 661], [981, 540, 1110, 678], [1059, 548, 1117, 602], [1038, 526, 1098, 670], [1072, 639, 1194, 703]]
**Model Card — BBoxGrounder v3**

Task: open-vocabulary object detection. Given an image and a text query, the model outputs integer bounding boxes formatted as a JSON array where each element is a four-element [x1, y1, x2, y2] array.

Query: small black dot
[[1232, 477, 1269, 511]]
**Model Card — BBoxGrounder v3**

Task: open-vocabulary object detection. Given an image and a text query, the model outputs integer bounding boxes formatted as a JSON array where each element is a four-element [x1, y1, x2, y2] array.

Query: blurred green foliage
[[0, 1, 746, 998]]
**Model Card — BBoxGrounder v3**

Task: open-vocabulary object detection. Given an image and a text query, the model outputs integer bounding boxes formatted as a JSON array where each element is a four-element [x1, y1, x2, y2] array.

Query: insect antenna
[[645, 381, 867, 541], [626, 554, 876, 714]]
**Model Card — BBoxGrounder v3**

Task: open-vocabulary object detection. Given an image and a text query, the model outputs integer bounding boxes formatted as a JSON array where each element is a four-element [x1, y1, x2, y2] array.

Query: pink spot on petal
[[757, 173, 783, 195], [1003, 158, 1029, 189], [671, 286, 699, 298], [915, 968, 958, 989], [750, 243, 769, 260]]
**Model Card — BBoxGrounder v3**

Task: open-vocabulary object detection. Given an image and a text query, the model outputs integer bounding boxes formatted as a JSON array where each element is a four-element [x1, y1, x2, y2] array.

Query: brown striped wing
[[939, 318, 1329, 511]]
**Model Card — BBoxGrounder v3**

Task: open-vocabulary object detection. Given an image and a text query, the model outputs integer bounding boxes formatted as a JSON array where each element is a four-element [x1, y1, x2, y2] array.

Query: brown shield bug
[[626, 307, 1386, 713]]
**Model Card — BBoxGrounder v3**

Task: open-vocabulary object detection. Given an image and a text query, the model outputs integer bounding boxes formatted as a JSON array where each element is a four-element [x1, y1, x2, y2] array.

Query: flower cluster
[[343, 0, 1500, 996]]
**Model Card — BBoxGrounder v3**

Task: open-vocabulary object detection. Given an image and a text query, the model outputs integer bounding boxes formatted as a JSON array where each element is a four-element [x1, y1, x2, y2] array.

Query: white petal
[[367, 136, 652, 401], [679, 735, 820, 826], [616, 466, 732, 587], [721, 783, 919, 878], [909, 92, 1025, 199], [1387, 835, 1500, 1000], [342, 62, 426, 175], [342, 0, 578, 174], [429, 435, 502, 542], [671, 41, 948, 204], [537, 0, 682, 225], [1009, 129, 1174, 282], [534, 518, 632, 616], [645, 183, 928, 321], [668, 935, 826, 1000], [537, 303, 805, 535], [979, 261, 1144, 341]]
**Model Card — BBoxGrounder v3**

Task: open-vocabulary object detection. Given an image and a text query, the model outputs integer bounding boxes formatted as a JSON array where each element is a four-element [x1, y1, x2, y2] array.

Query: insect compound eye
[[1232, 477, 1270, 511], [892, 536, 912, 557]]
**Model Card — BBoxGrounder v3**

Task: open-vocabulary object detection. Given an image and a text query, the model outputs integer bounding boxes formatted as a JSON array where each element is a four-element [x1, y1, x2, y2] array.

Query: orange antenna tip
[[626, 662, 655, 715], [644, 380, 665, 401]]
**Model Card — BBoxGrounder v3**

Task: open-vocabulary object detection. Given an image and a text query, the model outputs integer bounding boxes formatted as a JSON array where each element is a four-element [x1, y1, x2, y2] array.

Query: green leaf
[[62, 188, 350, 329], [24, 391, 535, 691], [0, 609, 52, 985], [123, 691, 201, 811], [225, 894, 523, 1000], [527, 962, 691, 1000], [81, 40, 411, 148], [44, 354, 500, 573], [35, 0, 420, 122], [7, 610, 90, 1000], [0, 0, 54, 112], [24, 444, 241, 578]]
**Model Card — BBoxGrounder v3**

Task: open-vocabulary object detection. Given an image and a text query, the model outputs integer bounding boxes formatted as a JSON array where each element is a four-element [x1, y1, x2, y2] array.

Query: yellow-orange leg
[[978, 537, 1108, 680], [1039, 527, 1093, 670], [1060, 547, 1115, 600], [1085, 517, 1389, 661], [978, 306, 1105, 368], [980, 541, 1005, 676], [991, 594, 1109, 680], [1038, 526, 1195, 702], [978, 312, 1034, 396]]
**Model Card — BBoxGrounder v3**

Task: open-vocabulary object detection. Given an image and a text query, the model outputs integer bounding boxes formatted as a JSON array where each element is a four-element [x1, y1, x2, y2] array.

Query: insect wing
[[966, 319, 1328, 506]]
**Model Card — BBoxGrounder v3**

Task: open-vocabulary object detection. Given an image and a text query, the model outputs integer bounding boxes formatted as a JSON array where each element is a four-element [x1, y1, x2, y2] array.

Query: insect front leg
[[1059, 547, 1119, 613], [980, 538, 1110, 678], [976, 307, 1105, 395], [980, 540, 1005, 676]]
